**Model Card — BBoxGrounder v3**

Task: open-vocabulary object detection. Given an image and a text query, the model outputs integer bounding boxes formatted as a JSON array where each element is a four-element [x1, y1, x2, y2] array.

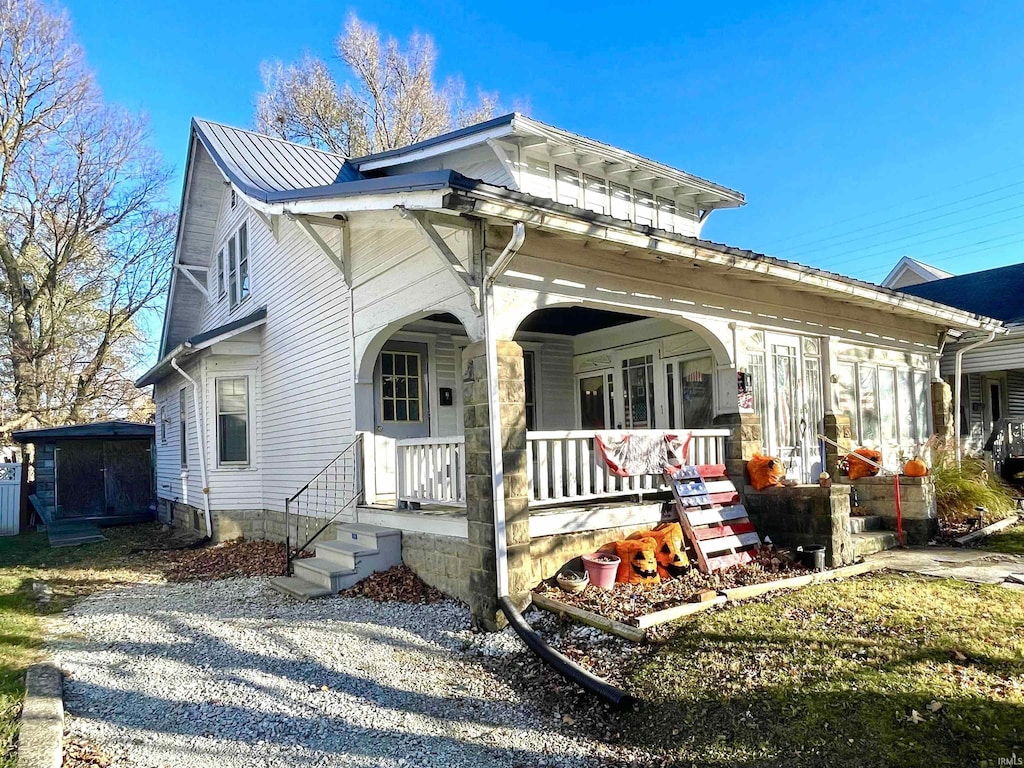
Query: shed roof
[[13, 421, 155, 443], [900, 262, 1024, 324]]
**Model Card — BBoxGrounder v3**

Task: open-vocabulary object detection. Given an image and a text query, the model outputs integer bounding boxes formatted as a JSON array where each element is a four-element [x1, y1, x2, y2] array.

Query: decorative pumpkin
[[609, 537, 661, 585], [628, 522, 689, 578], [747, 453, 786, 491], [847, 447, 883, 481], [903, 457, 929, 477]]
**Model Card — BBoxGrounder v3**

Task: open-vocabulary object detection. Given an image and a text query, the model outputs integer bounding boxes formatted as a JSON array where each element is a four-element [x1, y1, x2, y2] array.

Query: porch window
[[634, 189, 656, 226], [555, 165, 581, 207], [680, 356, 715, 428], [583, 175, 608, 214], [622, 355, 655, 429], [179, 389, 188, 468], [841, 361, 931, 449], [380, 351, 422, 423], [216, 378, 249, 464], [524, 351, 537, 430], [610, 182, 632, 221]]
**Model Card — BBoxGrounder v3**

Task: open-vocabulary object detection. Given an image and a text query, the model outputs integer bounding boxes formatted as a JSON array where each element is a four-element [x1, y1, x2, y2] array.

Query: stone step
[[853, 530, 899, 557], [336, 523, 401, 551], [315, 540, 377, 570], [292, 557, 359, 591], [268, 576, 333, 601], [848, 515, 885, 534]]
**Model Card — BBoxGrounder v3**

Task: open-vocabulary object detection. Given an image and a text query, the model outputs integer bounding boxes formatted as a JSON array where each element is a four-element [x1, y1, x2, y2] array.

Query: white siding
[[153, 361, 204, 507], [204, 355, 262, 511], [380, 145, 515, 187], [258, 217, 353, 515], [201, 185, 254, 332]]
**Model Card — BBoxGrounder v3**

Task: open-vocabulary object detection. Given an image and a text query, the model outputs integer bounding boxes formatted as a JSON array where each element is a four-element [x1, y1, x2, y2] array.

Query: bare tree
[[256, 14, 499, 156], [0, 0, 173, 435]]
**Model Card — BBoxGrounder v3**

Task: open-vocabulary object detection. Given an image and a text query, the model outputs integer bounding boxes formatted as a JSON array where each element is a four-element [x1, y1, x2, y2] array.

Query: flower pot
[[581, 552, 620, 590], [556, 570, 589, 594]]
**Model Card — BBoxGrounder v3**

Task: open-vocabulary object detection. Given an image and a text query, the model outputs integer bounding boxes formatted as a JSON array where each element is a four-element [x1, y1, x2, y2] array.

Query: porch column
[[462, 339, 531, 630], [931, 379, 954, 441], [822, 414, 853, 478], [714, 412, 763, 490], [821, 336, 851, 477]]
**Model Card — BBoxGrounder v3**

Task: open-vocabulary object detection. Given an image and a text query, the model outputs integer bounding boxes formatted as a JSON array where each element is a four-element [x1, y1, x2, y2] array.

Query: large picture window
[[380, 351, 422, 423], [838, 361, 930, 453], [216, 378, 249, 464]]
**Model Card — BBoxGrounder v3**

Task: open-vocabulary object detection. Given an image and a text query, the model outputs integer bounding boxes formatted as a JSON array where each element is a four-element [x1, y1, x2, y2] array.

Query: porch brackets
[[291, 214, 349, 283], [401, 209, 479, 306]]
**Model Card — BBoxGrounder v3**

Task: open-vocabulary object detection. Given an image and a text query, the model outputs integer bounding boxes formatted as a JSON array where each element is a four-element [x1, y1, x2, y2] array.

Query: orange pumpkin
[[610, 537, 661, 585], [747, 453, 786, 491], [628, 522, 689, 578], [847, 447, 882, 481], [903, 457, 928, 477]]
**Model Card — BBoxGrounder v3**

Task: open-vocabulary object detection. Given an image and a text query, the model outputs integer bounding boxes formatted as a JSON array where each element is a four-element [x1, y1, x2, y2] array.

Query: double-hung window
[[225, 222, 250, 309], [217, 378, 249, 464], [179, 389, 188, 468]]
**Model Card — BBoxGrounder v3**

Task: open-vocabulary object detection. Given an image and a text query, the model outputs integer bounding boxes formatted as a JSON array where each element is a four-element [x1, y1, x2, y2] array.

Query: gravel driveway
[[52, 578, 617, 768]]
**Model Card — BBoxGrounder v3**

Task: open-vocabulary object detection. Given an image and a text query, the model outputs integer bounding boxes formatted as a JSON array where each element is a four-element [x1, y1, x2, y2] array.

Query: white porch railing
[[526, 429, 730, 507], [396, 436, 467, 507], [394, 429, 730, 509]]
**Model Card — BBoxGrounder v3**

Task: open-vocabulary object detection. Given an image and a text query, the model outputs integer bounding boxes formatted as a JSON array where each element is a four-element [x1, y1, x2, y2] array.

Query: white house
[[137, 114, 1000, 625]]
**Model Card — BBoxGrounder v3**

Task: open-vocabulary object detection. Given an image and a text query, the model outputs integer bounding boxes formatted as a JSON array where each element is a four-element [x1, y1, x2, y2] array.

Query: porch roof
[[135, 306, 267, 387]]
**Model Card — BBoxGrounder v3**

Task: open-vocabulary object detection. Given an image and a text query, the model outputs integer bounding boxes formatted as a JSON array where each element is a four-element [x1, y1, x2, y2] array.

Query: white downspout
[[171, 357, 214, 537], [954, 331, 996, 469], [483, 222, 526, 600]]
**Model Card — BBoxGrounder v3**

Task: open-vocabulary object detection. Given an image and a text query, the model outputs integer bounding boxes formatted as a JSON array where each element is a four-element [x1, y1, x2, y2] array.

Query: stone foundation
[[401, 532, 472, 605], [851, 475, 937, 544], [160, 499, 352, 545], [530, 523, 658, 583], [743, 484, 856, 567]]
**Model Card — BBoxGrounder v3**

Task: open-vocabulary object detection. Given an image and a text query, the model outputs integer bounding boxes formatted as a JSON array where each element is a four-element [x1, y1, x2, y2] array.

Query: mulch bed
[[535, 550, 807, 624], [339, 565, 448, 604], [158, 539, 287, 582]]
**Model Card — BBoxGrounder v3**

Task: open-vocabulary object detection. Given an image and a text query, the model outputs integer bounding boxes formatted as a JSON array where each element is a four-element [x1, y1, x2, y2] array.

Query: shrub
[[927, 438, 1016, 525]]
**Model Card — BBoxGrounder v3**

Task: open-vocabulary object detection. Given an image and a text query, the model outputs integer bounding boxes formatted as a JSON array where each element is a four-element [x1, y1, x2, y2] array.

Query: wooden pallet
[[666, 464, 761, 573]]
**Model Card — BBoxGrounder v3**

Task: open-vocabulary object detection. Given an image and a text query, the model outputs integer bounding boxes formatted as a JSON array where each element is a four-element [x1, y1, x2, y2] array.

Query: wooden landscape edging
[[953, 514, 1022, 546], [531, 560, 882, 641], [530, 591, 646, 642]]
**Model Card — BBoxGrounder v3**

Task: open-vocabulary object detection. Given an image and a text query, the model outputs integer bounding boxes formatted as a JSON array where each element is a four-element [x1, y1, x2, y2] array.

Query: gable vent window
[[225, 222, 250, 309]]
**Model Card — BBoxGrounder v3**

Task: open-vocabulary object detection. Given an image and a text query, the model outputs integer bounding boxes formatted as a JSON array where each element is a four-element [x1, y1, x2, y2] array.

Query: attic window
[[226, 222, 250, 309], [230, 188, 237, 209]]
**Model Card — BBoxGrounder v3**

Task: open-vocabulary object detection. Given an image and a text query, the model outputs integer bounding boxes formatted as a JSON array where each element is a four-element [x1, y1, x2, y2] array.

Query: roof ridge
[[192, 117, 351, 161]]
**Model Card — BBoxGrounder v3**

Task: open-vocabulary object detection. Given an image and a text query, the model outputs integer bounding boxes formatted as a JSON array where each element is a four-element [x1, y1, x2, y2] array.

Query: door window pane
[[803, 356, 823, 444], [859, 365, 880, 443], [748, 352, 768, 421], [380, 351, 423, 423], [622, 355, 655, 429], [772, 345, 799, 449], [680, 357, 714, 429], [524, 351, 536, 430], [579, 375, 606, 430]]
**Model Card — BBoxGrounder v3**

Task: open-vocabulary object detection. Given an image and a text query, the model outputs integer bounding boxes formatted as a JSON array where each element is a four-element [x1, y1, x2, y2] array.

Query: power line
[[771, 163, 1024, 250], [780, 180, 1024, 258]]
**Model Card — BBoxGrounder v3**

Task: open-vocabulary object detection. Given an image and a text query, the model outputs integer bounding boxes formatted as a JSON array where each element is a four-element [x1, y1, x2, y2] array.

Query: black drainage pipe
[[498, 596, 637, 710]]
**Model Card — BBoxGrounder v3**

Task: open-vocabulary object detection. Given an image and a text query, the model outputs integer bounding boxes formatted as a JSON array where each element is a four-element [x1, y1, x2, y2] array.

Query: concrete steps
[[848, 515, 885, 534], [269, 523, 402, 600], [853, 530, 899, 557]]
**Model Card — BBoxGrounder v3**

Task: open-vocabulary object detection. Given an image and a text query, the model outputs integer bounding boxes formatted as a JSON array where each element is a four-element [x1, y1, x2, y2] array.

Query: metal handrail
[[285, 434, 364, 574]]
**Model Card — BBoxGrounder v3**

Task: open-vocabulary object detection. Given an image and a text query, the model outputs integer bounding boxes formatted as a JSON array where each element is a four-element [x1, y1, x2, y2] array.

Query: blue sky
[[64, 0, 1024, 285]]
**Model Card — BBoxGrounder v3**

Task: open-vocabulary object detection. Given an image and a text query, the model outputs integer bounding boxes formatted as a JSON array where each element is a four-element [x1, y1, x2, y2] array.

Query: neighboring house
[[898, 262, 1024, 454], [136, 114, 998, 623], [881, 256, 953, 290]]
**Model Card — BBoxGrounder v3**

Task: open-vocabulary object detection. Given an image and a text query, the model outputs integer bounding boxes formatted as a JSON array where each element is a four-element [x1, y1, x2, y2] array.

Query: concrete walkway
[[870, 546, 1024, 590]]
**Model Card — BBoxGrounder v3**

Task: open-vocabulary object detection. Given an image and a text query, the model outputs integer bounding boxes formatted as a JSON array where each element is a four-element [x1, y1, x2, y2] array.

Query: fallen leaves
[[340, 565, 448, 604], [160, 539, 287, 582], [64, 735, 113, 767]]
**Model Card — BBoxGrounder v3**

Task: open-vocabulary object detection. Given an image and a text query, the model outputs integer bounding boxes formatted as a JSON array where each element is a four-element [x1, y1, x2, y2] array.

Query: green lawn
[[0, 527, 167, 767], [979, 522, 1024, 555], [627, 573, 1024, 768]]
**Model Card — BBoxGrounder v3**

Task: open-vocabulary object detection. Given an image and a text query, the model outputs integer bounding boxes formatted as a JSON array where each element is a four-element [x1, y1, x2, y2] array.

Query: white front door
[[761, 335, 824, 483]]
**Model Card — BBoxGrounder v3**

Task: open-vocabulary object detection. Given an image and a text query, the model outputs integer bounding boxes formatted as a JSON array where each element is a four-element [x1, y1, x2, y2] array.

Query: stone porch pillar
[[462, 339, 531, 630], [822, 413, 853, 479], [931, 379, 954, 441], [714, 412, 763, 489]]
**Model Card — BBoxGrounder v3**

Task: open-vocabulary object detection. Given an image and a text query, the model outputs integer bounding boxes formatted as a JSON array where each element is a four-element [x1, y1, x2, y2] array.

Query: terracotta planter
[[581, 552, 620, 590]]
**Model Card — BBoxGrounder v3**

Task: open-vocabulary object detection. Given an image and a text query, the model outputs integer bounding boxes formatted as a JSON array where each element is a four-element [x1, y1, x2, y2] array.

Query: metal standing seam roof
[[900, 262, 1024, 324], [192, 119, 362, 202], [12, 421, 155, 443]]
